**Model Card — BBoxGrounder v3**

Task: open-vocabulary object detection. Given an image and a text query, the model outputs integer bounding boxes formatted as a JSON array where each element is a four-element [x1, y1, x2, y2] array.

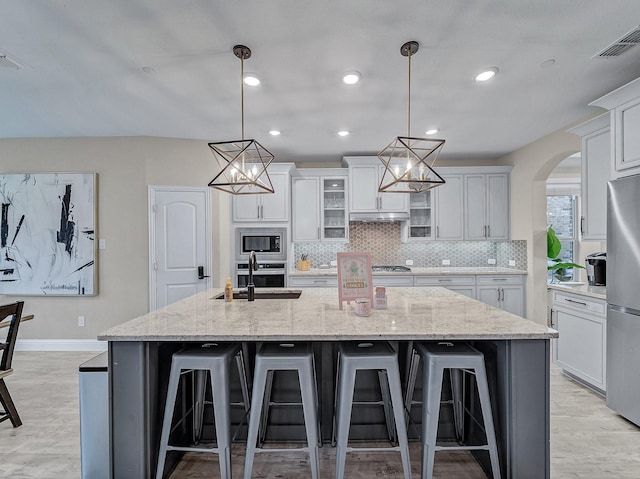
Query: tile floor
[[0, 351, 639, 478]]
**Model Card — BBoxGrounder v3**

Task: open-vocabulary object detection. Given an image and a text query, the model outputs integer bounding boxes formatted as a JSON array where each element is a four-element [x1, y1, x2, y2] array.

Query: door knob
[[197, 266, 210, 280]]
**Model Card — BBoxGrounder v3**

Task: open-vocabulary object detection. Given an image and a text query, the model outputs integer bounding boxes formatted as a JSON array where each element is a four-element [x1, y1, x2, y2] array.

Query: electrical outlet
[[330, 260, 337, 267], [509, 260, 516, 267], [488, 258, 497, 265], [405, 259, 414, 266], [442, 259, 451, 266], [78, 316, 86, 327], [98, 239, 106, 250]]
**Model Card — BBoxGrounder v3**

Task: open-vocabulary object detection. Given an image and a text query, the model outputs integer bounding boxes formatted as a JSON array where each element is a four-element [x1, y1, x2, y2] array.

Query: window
[[547, 195, 578, 282]]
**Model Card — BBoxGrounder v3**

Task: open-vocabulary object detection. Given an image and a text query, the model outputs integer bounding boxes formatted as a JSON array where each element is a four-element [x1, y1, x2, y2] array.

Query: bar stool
[[244, 342, 320, 479], [156, 343, 250, 479], [334, 341, 412, 479], [408, 342, 501, 479]]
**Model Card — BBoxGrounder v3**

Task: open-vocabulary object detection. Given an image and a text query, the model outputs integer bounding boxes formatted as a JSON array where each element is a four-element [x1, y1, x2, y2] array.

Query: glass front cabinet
[[407, 189, 434, 240]]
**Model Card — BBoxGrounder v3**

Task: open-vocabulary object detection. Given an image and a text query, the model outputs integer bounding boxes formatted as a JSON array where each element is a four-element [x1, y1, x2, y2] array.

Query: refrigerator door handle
[[609, 304, 640, 317]]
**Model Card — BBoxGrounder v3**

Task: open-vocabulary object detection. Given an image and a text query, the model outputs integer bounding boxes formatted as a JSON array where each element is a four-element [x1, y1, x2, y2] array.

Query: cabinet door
[[582, 128, 610, 240], [378, 165, 409, 212], [448, 286, 476, 299], [501, 286, 524, 316], [322, 178, 348, 241], [477, 286, 501, 309], [408, 190, 434, 240], [486, 174, 509, 240], [435, 175, 464, 240], [464, 174, 487, 240], [555, 309, 605, 390], [615, 97, 640, 174], [292, 177, 320, 241], [261, 172, 289, 221], [232, 194, 260, 222], [349, 165, 378, 212]]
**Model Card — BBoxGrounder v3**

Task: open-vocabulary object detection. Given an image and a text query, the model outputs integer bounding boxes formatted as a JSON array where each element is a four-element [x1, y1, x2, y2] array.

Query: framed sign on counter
[[0, 173, 97, 296], [337, 252, 373, 309]]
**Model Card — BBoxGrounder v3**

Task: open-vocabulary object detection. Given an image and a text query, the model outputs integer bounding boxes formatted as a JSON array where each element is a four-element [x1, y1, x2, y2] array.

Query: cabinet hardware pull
[[497, 289, 501, 301], [313, 279, 327, 284], [493, 278, 508, 281], [500, 288, 504, 302], [438, 279, 452, 282], [580, 216, 584, 236], [436, 225, 439, 238], [487, 225, 490, 237], [565, 298, 587, 307]]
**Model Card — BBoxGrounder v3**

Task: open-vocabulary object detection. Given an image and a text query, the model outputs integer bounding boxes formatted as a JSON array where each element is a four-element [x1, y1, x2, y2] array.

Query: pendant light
[[208, 45, 275, 194], [378, 41, 445, 193]]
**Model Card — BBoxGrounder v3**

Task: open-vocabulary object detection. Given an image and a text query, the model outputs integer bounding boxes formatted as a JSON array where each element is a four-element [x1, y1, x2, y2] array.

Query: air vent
[[594, 25, 640, 58], [0, 54, 23, 69]]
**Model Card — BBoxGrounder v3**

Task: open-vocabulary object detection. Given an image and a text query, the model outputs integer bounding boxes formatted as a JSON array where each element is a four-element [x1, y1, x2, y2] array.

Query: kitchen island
[[98, 287, 556, 478]]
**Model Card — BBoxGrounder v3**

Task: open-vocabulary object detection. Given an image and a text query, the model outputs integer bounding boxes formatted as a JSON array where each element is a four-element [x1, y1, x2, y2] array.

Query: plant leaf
[[547, 226, 562, 259], [547, 262, 585, 271]]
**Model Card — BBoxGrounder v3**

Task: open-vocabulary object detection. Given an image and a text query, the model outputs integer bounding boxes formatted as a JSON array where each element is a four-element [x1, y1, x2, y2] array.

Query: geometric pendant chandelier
[[208, 45, 275, 194], [378, 41, 446, 194]]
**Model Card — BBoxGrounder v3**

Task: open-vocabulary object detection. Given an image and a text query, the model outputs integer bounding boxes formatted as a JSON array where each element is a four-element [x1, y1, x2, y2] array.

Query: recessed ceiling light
[[338, 130, 350, 137], [425, 128, 439, 135], [243, 73, 260, 86], [269, 130, 281, 136], [342, 71, 362, 85], [541, 59, 556, 69], [474, 67, 499, 82], [142, 66, 157, 75]]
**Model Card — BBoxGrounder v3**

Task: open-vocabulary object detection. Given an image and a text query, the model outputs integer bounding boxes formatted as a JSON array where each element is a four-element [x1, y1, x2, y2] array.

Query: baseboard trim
[[15, 339, 108, 352]]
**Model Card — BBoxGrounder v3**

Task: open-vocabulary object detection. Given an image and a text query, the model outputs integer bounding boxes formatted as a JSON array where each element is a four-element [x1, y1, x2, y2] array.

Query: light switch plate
[[442, 259, 451, 266], [98, 239, 106, 250], [488, 258, 497, 265], [405, 259, 414, 266], [330, 260, 337, 267], [509, 260, 516, 267]]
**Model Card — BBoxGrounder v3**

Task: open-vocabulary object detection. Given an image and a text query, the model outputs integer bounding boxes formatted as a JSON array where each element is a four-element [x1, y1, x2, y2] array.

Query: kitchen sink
[[213, 289, 302, 300]]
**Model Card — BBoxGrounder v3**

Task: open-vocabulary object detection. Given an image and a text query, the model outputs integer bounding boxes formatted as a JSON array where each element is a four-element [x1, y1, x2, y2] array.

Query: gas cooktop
[[371, 265, 412, 272]]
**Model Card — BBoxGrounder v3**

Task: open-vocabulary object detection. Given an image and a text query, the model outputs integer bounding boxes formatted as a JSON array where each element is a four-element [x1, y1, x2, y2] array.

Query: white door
[[149, 187, 211, 310]]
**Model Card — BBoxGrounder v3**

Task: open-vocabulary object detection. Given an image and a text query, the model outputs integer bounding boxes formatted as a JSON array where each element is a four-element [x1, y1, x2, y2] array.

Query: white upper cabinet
[[344, 158, 409, 214], [590, 77, 640, 179], [435, 174, 464, 240], [464, 173, 509, 240], [291, 169, 348, 242], [232, 163, 294, 223], [568, 113, 610, 241]]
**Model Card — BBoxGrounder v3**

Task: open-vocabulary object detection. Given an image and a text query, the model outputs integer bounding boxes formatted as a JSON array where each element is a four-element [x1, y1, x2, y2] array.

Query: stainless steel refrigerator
[[607, 174, 640, 426]]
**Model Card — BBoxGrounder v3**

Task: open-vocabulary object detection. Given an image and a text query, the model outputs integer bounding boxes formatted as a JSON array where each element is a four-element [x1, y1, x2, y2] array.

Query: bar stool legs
[[334, 342, 412, 479], [244, 343, 320, 479], [416, 342, 501, 479], [156, 343, 249, 479]]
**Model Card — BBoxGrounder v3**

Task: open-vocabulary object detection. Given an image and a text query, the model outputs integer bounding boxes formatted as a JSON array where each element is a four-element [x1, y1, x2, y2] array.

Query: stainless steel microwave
[[236, 228, 287, 261]]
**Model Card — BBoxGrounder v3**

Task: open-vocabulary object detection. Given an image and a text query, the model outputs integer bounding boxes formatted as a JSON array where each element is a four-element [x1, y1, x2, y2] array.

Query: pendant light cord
[[241, 55, 245, 141], [407, 47, 412, 138]]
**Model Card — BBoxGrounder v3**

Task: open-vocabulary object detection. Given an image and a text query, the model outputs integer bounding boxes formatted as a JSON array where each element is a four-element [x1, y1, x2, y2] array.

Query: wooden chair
[[0, 301, 25, 428]]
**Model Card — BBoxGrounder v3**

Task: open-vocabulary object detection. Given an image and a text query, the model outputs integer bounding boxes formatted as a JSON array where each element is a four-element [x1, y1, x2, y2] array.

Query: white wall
[[0, 136, 229, 340]]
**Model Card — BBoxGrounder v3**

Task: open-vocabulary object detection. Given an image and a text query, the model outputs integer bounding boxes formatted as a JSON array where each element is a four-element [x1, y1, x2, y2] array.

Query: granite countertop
[[547, 282, 607, 300], [289, 267, 528, 277], [98, 287, 555, 342]]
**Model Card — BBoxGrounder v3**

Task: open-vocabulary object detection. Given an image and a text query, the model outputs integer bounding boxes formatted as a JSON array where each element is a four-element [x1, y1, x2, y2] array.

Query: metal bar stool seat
[[409, 342, 501, 479], [244, 342, 320, 479], [156, 343, 250, 479], [334, 341, 412, 479]]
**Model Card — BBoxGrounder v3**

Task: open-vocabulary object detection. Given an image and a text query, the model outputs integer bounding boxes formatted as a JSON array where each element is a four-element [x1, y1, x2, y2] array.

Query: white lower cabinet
[[372, 276, 414, 287], [476, 275, 524, 317], [288, 275, 337, 288], [551, 290, 606, 393], [414, 275, 476, 299]]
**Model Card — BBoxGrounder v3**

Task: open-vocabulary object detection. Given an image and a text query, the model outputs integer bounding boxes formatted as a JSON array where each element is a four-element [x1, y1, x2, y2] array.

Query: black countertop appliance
[[585, 252, 607, 286]]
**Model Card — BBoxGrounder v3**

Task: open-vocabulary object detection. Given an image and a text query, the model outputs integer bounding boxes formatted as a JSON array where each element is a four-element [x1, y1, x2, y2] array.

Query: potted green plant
[[547, 226, 584, 282]]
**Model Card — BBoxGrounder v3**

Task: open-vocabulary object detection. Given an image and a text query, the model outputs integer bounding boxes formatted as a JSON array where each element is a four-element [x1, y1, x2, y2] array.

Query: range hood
[[349, 211, 410, 222]]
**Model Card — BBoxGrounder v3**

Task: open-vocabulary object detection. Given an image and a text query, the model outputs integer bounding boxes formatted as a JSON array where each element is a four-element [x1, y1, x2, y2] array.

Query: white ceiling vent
[[0, 53, 24, 69], [594, 25, 640, 58]]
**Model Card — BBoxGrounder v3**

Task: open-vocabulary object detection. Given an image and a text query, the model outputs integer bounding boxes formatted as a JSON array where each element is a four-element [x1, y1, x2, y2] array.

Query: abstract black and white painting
[[0, 173, 97, 296]]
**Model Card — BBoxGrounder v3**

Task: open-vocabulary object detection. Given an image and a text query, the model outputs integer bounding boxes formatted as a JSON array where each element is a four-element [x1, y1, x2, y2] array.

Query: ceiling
[[2, 0, 640, 163]]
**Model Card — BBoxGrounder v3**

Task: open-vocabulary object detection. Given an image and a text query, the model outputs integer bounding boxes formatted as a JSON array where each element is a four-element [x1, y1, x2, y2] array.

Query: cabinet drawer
[[372, 275, 414, 287], [476, 275, 523, 285], [288, 276, 337, 288], [414, 275, 475, 287], [552, 291, 606, 315]]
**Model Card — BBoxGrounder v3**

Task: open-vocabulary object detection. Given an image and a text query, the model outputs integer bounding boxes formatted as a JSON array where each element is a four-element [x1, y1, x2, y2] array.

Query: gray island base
[[99, 287, 556, 479]]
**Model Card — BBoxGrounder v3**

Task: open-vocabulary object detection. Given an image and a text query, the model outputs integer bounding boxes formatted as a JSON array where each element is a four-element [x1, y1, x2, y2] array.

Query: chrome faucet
[[247, 251, 258, 301]]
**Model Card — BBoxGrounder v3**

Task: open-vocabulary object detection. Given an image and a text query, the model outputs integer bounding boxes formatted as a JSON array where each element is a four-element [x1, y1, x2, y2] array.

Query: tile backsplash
[[293, 222, 527, 269]]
